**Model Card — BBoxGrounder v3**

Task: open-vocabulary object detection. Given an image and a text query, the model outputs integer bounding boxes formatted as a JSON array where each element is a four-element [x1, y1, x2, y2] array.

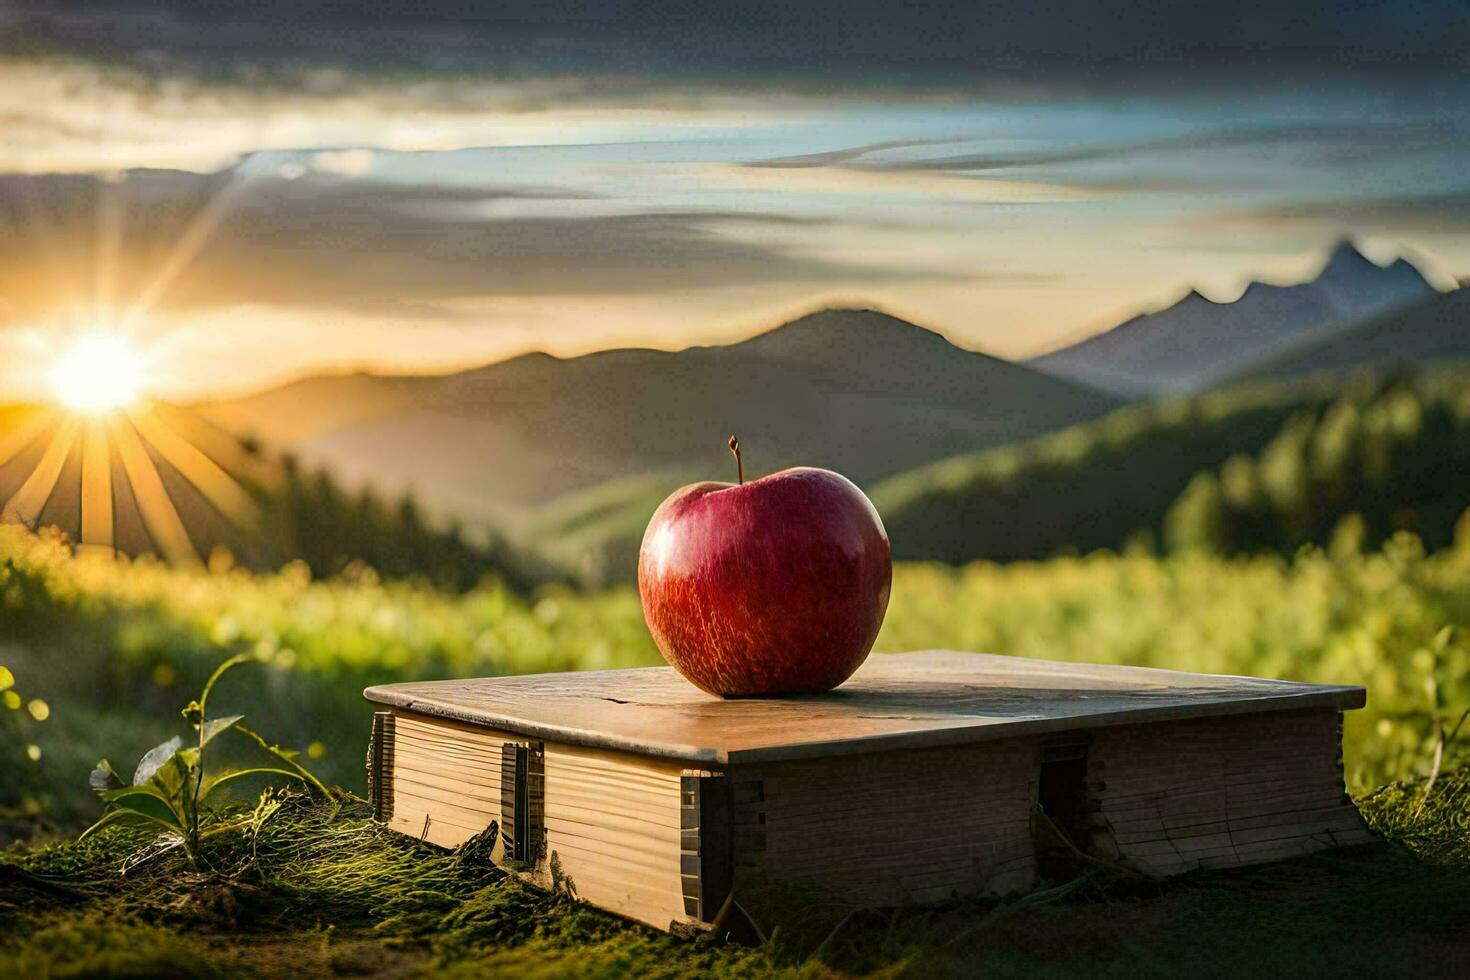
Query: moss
[[3, 772, 1469, 978], [1358, 759, 1470, 866], [0, 917, 239, 979]]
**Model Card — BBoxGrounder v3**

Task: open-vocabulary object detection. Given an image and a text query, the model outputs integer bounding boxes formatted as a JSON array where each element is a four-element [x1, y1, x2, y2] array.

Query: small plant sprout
[[83, 653, 329, 867]]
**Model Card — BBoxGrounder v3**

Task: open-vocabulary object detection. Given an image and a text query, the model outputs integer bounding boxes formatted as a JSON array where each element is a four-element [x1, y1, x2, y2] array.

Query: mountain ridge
[[1237, 285, 1470, 383], [1030, 240, 1438, 396], [199, 307, 1119, 532]]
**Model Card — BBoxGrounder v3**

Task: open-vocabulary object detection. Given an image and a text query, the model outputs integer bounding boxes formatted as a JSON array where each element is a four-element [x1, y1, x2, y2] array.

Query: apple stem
[[728, 434, 743, 485]]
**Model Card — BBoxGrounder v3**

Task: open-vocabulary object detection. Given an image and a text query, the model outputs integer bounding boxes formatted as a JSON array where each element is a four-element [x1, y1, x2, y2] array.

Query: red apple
[[638, 437, 892, 697]]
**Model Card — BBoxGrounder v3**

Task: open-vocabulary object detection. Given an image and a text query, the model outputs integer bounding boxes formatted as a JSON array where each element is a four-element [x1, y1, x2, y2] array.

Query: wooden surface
[[386, 712, 507, 849], [383, 709, 690, 928], [364, 651, 1365, 765], [735, 737, 1040, 904], [1087, 709, 1375, 873], [540, 738, 687, 927]]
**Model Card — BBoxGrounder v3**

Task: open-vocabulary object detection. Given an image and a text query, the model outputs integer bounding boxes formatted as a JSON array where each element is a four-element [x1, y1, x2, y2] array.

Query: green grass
[[5, 521, 1470, 826], [0, 524, 660, 825], [3, 765, 1468, 978]]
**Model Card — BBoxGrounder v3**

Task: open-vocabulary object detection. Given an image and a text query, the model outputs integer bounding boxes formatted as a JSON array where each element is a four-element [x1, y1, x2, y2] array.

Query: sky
[[0, 1, 1468, 402]]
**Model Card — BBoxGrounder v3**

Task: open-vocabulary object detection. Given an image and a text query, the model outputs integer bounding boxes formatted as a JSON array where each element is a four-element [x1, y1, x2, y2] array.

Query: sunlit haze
[[48, 334, 147, 415]]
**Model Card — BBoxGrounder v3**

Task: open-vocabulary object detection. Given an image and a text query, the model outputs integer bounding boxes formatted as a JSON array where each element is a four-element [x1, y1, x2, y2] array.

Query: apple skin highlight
[[638, 466, 892, 697]]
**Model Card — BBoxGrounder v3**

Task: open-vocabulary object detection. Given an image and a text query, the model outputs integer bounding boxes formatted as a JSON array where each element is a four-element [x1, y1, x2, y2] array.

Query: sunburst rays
[[0, 403, 263, 564], [79, 421, 114, 556], [2, 415, 78, 528], [0, 149, 279, 565]]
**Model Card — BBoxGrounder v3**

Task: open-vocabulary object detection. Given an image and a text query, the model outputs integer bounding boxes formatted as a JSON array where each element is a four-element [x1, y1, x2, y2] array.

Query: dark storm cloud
[[6, 1, 1468, 91], [0, 168, 898, 320], [749, 123, 1470, 181]]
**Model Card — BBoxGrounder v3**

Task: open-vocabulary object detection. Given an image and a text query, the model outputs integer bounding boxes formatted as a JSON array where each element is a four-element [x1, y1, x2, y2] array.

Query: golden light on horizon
[[49, 333, 147, 415], [0, 141, 274, 565], [0, 399, 268, 567]]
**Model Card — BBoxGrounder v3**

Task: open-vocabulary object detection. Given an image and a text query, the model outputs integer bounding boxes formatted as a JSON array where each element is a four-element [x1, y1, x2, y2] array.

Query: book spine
[[680, 771, 733, 924], [500, 741, 546, 866], [368, 711, 395, 821]]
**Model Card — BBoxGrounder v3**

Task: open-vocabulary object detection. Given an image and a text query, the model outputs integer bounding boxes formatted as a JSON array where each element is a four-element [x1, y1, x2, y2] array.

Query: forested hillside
[[1165, 375, 1470, 555], [259, 455, 559, 592], [875, 368, 1470, 565], [872, 378, 1341, 563]]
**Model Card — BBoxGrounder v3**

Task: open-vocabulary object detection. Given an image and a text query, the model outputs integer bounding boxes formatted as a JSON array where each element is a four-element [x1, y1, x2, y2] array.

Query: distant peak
[[1318, 237, 1376, 279], [1176, 288, 1218, 308], [785, 306, 889, 324], [754, 307, 928, 341]]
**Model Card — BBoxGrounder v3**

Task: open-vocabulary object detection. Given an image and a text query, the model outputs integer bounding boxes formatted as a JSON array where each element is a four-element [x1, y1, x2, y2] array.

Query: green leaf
[[198, 654, 251, 719], [89, 759, 125, 794], [98, 786, 185, 829], [112, 796, 186, 831], [133, 736, 183, 785], [200, 714, 244, 748], [100, 782, 174, 805], [147, 749, 198, 801]]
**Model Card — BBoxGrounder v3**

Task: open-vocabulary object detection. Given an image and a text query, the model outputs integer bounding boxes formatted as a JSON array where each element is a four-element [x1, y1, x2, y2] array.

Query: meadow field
[[3, 521, 1470, 976], [5, 516, 1468, 826]]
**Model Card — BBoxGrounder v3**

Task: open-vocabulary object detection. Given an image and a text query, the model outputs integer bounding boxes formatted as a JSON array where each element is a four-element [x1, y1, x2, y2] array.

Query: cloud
[[0, 168, 903, 323], [308, 149, 376, 177], [1221, 188, 1470, 235], [0, 55, 761, 175], [10, 1, 1470, 85], [745, 139, 972, 170], [745, 123, 1470, 190]]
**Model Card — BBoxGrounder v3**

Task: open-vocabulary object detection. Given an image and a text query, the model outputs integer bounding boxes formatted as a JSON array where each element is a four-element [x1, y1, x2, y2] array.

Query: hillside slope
[[1030, 241, 1436, 396], [526, 376, 1358, 584], [873, 367, 1470, 567], [1164, 372, 1470, 556], [1238, 286, 1470, 383], [869, 379, 1347, 564], [201, 308, 1121, 525]]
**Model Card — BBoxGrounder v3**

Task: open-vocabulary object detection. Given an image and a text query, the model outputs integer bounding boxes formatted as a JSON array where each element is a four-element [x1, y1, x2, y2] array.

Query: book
[[366, 651, 1375, 930]]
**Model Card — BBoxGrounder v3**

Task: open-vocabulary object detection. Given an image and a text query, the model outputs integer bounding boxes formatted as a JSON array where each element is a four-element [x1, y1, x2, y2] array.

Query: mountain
[[1237, 286, 1470, 383], [1030, 240, 1438, 397], [200, 308, 1121, 533]]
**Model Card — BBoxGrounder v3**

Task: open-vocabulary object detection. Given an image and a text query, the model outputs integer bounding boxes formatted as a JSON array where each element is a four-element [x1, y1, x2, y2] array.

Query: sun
[[49, 333, 147, 415]]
